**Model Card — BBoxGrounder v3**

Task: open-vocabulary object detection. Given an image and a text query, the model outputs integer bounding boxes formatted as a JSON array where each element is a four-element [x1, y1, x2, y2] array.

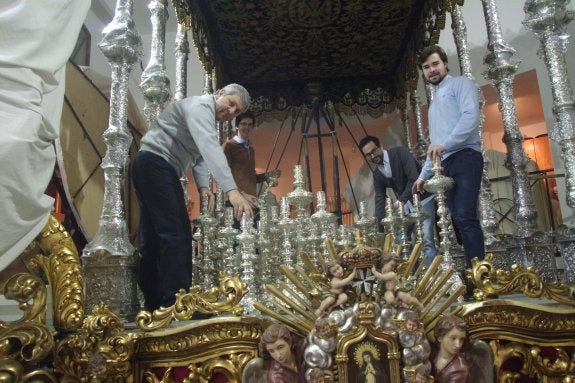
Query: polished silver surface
[[83, 0, 142, 320], [482, 0, 539, 239], [524, 0, 575, 208], [450, 4, 499, 247], [425, 157, 464, 299], [140, 0, 171, 127], [410, 90, 429, 164]]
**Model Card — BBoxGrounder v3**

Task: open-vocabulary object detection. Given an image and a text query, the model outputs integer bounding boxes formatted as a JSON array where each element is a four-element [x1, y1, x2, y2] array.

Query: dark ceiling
[[172, 0, 461, 117]]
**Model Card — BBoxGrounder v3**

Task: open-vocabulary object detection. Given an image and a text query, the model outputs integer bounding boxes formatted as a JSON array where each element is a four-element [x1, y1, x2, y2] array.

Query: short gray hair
[[221, 83, 251, 111]]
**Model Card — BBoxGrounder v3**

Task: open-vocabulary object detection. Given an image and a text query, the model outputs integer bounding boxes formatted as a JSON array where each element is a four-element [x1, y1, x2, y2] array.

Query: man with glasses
[[359, 135, 437, 266], [223, 111, 280, 228]]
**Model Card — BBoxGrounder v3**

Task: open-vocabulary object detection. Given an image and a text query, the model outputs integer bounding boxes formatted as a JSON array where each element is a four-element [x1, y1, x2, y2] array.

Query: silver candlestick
[[424, 157, 464, 301]]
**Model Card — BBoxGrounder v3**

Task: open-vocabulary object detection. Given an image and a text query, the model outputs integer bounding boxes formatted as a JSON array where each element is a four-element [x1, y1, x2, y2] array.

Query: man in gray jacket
[[359, 135, 437, 265], [132, 83, 254, 311]]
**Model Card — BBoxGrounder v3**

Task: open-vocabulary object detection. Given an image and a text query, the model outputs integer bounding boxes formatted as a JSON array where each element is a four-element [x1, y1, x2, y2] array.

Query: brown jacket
[[222, 139, 266, 196]]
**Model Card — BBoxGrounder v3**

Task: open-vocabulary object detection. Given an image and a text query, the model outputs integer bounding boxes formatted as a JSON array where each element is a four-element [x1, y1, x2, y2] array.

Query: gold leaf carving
[[467, 253, 575, 305], [32, 214, 84, 331], [54, 303, 136, 381], [136, 272, 246, 331]]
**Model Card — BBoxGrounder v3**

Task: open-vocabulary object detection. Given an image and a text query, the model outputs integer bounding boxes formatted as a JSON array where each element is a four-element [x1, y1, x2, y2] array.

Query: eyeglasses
[[363, 147, 380, 158], [239, 122, 254, 127]]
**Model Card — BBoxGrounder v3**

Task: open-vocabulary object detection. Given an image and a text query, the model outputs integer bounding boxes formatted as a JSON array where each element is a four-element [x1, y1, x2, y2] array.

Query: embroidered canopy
[[172, 0, 462, 117]]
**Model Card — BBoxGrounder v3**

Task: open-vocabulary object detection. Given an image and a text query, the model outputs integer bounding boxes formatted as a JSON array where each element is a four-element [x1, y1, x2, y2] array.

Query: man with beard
[[359, 135, 437, 266], [412, 45, 485, 297]]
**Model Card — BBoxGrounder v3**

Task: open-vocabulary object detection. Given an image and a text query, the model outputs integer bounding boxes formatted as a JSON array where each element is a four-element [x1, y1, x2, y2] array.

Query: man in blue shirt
[[412, 45, 485, 276]]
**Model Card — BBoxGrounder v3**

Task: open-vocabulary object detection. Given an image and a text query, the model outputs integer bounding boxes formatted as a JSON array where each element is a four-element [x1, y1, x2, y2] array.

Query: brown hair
[[434, 315, 467, 340], [235, 111, 256, 128], [258, 323, 293, 359], [418, 45, 449, 69]]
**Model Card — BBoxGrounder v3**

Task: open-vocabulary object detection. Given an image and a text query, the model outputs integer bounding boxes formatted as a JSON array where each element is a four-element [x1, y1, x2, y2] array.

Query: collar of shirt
[[377, 150, 392, 178], [233, 135, 250, 147]]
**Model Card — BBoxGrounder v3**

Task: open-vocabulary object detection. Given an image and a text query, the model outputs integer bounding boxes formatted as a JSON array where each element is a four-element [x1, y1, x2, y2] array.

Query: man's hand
[[412, 179, 425, 195], [427, 144, 445, 161], [227, 189, 254, 221], [241, 191, 258, 207], [199, 187, 215, 214]]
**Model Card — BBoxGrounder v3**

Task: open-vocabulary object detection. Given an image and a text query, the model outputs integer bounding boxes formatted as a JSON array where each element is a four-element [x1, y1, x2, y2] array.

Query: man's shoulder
[[445, 74, 475, 88], [388, 146, 413, 157], [172, 94, 213, 109]]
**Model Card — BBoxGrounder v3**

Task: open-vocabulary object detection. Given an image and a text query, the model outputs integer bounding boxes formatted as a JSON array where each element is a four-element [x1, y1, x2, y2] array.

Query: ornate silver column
[[140, 0, 171, 127], [82, 0, 142, 320], [523, 0, 575, 208], [410, 90, 429, 163], [425, 158, 464, 300], [174, 23, 190, 101], [482, 0, 538, 238], [399, 102, 413, 153], [450, 4, 499, 246]]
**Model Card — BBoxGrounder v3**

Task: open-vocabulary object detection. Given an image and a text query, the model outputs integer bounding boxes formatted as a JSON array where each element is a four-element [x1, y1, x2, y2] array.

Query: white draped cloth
[[0, 0, 90, 270]]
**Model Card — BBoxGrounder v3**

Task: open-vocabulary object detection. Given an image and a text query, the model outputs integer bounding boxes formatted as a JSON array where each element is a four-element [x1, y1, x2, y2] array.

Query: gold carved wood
[[133, 317, 266, 383]]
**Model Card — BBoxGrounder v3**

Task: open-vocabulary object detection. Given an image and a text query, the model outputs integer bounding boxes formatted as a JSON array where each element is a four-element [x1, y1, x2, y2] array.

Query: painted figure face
[[382, 259, 396, 272], [329, 263, 344, 278], [406, 319, 419, 332], [236, 116, 254, 140], [421, 52, 448, 85], [215, 90, 246, 122], [363, 352, 372, 363], [361, 141, 383, 165], [265, 338, 294, 366], [438, 327, 466, 359]]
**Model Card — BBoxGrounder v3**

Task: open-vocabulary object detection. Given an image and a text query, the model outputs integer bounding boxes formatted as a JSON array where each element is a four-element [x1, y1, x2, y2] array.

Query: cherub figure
[[314, 261, 356, 316], [414, 362, 434, 383], [372, 253, 424, 311], [399, 311, 431, 367]]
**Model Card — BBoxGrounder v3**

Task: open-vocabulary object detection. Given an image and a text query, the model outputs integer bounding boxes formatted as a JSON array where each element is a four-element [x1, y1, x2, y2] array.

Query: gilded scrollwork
[[135, 272, 246, 332], [54, 303, 137, 382], [490, 340, 575, 382], [0, 273, 56, 383], [466, 253, 575, 306], [31, 214, 84, 331]]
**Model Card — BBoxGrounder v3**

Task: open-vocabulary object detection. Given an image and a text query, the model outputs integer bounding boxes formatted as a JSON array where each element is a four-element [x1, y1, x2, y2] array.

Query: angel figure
[[371, 253, 423, 311], [259, 323, 305, 383], [431, 315, 469, 383], [314, 260, 357, 316]]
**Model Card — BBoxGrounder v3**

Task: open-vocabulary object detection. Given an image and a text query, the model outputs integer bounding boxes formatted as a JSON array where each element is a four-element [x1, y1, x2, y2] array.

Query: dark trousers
[[132, 151, 192, 311], [443, 148, 485, 267]]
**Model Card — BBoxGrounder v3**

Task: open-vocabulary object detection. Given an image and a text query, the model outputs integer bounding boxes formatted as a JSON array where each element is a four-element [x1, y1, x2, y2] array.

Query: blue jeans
[[443, 149, 485, 267], [132, 151, 193, 311], [421, 198, 437, 266]]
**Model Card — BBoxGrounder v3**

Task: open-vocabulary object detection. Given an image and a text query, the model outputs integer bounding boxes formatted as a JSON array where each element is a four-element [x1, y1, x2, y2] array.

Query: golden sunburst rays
[[254, 232, 465, 338]]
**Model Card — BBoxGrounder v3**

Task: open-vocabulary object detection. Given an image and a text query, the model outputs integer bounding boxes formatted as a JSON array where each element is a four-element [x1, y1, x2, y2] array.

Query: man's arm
[[397, 147, 420, 203]]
